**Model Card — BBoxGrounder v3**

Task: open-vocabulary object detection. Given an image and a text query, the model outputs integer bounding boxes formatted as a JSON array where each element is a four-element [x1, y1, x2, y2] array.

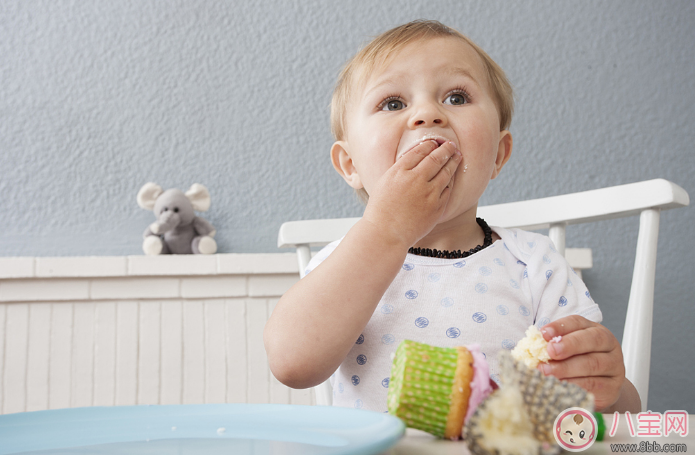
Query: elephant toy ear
[[185, 183, 211, 212], [137, 183, 164, 210]]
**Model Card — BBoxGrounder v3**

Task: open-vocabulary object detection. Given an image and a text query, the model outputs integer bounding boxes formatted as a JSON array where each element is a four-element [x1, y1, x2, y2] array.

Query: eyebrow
[[362, 74, 407, 100], [443, 66, 481, 86], [363, 66, 481, 100]]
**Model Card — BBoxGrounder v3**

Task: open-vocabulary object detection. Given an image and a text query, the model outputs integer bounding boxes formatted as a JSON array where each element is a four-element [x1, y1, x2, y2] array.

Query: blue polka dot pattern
[[351, 375, 360, 386], [381, 334, 395, 345], [586, 290, 592, 300], [356, 354, 367, 365], [309, 228, 601, 411], [355, 399, 363, 409], [479, 266, 492, 276], [405, 290, 418, 299], [503, 243, 510, 251], [472, 312, 487, 323], [338, 383, 344, 393], [528, 242, 536, 249], [545, 270, 553, 280], [414, 317, 429, 328], [446, 327, 461, 338], [549, 243, 556, 252]]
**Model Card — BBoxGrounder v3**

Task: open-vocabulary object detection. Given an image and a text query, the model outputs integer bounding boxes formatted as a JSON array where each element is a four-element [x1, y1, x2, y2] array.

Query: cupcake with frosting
[[387, 339, 495, 440]]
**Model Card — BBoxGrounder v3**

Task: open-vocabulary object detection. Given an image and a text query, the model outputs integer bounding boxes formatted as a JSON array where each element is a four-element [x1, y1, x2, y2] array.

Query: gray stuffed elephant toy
[[137, 182, 217, 255]]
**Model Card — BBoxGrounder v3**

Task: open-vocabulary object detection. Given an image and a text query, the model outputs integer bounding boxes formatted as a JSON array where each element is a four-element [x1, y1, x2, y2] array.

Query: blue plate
[[0, 404, 405, 455]]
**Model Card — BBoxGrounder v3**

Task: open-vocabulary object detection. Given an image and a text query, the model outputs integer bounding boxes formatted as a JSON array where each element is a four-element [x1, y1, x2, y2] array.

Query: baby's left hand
[[538, 315, 624, 411]]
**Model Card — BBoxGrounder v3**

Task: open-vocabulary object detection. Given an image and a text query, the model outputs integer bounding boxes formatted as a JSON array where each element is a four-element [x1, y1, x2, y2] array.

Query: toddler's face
[[333, 37, 511, 222]]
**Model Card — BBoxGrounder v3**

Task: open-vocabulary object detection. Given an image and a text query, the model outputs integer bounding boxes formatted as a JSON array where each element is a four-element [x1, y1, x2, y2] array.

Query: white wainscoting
[[0, 249, 591, 415], [0, 253, 312, 415]]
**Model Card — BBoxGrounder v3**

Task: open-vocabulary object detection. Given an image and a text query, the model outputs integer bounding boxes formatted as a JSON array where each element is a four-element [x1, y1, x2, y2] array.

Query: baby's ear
[[491, 130, 513, 180], [331, 141, 363, 190]]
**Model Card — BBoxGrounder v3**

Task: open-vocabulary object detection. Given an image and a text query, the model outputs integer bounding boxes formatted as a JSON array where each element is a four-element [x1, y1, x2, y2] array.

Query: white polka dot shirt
[[304, 226, 602, 412]]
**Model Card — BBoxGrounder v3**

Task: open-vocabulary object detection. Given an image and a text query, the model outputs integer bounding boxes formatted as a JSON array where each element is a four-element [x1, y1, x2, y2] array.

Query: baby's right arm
[[264, 140, 462, 389]]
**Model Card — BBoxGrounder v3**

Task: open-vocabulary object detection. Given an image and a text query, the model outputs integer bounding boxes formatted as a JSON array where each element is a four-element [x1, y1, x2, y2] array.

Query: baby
[[264, 20, 640, 414]]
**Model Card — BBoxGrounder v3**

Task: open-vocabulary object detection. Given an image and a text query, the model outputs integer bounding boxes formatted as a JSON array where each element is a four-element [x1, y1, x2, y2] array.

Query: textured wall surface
[[1, 0, 693, 412]]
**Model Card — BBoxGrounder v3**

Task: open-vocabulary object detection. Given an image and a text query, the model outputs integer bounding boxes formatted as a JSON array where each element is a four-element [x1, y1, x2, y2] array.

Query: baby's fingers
[[546, 325, 618, 361], [431, 149, 462, 192], [565, 376, 623, 411], [540, 352, 622, 380], [396, 140, 441, 169], [415, 141, 460, 180], [541, 315, 595, 341]]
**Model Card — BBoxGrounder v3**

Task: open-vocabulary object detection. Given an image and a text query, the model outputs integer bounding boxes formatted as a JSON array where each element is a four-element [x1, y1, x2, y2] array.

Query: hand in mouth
[[397, 133, 457, 160]]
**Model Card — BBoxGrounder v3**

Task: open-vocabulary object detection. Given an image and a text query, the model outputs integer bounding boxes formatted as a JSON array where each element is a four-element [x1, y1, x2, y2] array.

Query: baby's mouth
[[396, 134, 455, 159]]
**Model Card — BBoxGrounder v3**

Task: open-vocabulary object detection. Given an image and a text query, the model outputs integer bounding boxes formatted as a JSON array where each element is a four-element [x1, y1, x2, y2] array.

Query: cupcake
[[387, 339, 494, 440], [464, 350, 594, 455]]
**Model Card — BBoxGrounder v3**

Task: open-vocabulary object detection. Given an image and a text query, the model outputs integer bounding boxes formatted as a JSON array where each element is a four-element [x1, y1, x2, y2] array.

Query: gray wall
[[1, 1, 693, 412]]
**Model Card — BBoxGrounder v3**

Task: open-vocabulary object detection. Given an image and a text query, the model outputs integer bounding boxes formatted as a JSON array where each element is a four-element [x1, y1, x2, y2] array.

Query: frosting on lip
[[397, 133, 456, 159]]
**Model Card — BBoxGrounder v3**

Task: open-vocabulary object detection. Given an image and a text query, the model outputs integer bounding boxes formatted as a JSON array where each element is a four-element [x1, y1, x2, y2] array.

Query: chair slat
[[623, 209, 660, 409], [278, 179, 688, 248], [548, 224, 566, 256]]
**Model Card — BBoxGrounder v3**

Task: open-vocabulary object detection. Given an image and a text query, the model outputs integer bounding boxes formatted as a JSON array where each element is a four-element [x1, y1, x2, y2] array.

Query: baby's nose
[[414, 118, 443, 126], [410, 103, 447, 128]]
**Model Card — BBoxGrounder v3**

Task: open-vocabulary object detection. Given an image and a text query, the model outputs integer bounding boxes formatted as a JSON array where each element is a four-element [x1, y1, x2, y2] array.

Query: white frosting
[[511, 325, 552, 369]]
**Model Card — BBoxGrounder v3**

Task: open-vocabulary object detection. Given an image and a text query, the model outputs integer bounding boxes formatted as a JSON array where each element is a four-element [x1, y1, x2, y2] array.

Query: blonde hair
[[330, 20, 514, 203]]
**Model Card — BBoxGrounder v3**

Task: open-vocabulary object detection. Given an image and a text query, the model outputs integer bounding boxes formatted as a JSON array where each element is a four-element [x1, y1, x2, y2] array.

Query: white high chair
[[277, 179, 689, 411]]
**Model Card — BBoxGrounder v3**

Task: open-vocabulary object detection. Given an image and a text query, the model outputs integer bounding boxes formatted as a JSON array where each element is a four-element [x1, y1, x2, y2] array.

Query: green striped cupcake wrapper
[[388, 340, 461, 438]]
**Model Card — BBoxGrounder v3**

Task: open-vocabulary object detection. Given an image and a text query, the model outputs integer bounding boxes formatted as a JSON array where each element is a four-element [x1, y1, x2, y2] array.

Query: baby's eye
[[444, 92, 468, 105], [380, 97, 405, 111], [579, 430, 585, 439]]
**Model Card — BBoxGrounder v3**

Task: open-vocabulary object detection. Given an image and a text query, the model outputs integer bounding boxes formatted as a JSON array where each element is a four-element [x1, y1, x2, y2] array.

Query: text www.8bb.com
[[610, 441, 687, 452]]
